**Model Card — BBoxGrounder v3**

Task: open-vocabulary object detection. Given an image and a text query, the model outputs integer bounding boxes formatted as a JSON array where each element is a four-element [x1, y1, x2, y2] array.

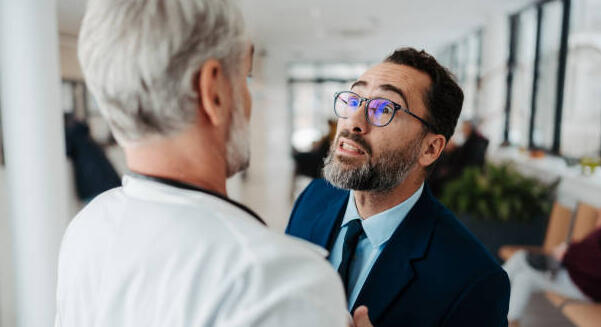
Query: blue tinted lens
[[348, 96, 360, 107], [368, 99, 394, 125], [335, 92, 362, 118]]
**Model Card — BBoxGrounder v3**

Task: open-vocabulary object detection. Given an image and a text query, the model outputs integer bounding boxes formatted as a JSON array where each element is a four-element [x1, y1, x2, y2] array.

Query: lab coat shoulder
[[201, 204, 350, 327], [58, 187, 349, 327]]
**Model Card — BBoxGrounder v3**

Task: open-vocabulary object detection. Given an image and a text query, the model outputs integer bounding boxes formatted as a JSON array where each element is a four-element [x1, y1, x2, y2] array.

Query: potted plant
[[440, 163, 559, 261]]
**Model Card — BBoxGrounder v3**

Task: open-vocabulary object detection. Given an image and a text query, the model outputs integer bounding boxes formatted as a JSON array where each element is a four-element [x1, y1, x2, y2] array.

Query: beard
[[225, 86, 250, 178], [322, 130, 423, 192]]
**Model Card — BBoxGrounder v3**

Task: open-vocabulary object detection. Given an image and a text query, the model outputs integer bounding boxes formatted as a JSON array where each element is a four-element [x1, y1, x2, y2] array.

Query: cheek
[[370, 128, 414, 158], [366, 132, 391, 157]]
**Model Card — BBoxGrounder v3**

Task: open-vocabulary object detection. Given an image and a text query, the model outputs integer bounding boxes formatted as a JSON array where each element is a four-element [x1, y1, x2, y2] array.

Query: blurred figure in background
[[293, 119, 337, 179], [55, 0, 350, 326], [504, 222, 601, 327], [64, 113, 120, 202], [429, 120, 489, 196]]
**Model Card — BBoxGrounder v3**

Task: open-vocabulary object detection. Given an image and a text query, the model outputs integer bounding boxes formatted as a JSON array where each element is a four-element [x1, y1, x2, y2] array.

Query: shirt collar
[[126, 173, 265, 224], [341, 183, 424, 248], [122, 175, 264, 224]]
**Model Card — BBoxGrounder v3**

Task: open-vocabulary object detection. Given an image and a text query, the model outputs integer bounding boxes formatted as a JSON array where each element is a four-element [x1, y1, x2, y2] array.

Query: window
[[503, 0, 572, 155], [462, 32, 484, 120], [437, 30, 483, 122], [532, 0, 564, 150], [508, 9, 537, 147], [560, 0, 601, 157]]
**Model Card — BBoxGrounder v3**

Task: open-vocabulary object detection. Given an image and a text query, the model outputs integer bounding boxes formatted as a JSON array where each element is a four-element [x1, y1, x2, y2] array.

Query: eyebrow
[[350, 80, 409, 107]]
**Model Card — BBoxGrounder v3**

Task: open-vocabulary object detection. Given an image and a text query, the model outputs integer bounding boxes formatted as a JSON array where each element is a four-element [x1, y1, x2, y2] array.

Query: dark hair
[[384, 48, 463, 142]]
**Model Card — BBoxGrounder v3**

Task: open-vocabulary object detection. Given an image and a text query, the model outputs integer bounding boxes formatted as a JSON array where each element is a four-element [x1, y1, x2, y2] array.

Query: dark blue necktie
[[337, 219, 364, 296]]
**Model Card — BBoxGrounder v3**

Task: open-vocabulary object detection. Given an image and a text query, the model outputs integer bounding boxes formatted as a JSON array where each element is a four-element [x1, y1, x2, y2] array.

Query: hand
[[352, 306, 374, 327]]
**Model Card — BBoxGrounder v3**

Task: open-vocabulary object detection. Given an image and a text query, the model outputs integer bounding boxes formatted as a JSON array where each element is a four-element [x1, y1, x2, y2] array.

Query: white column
[[0, 0, 69, 326]]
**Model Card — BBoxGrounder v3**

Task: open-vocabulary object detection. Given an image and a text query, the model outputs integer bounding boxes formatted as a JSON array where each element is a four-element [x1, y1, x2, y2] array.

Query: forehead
[[355, 62, 431, 99]]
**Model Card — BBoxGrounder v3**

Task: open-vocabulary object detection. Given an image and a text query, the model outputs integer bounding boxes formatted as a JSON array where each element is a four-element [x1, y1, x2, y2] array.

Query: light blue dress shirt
[[328, 183, 424, 309]]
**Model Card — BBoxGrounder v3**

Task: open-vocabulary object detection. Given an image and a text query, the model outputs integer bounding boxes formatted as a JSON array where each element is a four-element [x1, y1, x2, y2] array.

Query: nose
[[344, 100, 369, 135]]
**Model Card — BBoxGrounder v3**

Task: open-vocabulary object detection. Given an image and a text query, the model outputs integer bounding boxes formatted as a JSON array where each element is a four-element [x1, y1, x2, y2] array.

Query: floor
[[521, 293, 576, 327]]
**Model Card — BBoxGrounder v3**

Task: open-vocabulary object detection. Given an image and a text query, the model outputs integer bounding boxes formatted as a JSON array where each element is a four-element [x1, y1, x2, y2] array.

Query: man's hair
[[384, 48, 463, 142], [78, 0, 246, 145]]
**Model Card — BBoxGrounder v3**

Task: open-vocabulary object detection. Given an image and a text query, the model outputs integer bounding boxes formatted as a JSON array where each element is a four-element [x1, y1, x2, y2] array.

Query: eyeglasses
[[333, 91, 432, 129]]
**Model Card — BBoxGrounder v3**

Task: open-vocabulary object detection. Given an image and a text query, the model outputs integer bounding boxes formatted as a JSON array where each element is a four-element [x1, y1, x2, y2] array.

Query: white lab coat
[[55, 175, 349, 327]]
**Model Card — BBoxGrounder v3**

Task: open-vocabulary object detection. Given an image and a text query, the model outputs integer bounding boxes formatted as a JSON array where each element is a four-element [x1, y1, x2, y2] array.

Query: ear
[[197, 59, 231, 127], [418, 133, 446, 167]]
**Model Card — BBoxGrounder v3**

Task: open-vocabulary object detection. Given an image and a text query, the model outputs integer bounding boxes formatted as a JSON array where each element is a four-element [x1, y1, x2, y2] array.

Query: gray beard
[[225, 89, 250, 178], [322, 135, 422, 192]]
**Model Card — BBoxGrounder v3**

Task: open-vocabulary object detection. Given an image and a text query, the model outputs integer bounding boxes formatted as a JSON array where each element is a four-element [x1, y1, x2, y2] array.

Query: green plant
[[440, 163, 559, 222]]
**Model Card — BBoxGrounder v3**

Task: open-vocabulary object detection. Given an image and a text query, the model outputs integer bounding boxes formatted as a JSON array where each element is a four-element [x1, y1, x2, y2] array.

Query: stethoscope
[[130, 172, 266, 226]]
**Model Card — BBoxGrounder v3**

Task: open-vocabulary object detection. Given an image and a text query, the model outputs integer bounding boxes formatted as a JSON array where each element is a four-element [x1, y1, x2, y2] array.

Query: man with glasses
[[287, 48, 510, 327]]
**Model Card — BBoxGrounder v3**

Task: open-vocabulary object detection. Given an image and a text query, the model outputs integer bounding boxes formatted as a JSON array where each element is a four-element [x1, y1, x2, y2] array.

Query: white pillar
[[0, 0, 69, 326]]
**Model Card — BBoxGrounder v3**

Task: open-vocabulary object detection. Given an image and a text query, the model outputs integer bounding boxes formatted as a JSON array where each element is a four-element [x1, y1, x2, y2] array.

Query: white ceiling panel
[[57, 0, 536, 62]]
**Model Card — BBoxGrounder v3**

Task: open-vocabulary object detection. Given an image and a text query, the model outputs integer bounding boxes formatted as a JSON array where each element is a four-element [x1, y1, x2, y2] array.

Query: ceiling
[[58, 0, 535, 64]]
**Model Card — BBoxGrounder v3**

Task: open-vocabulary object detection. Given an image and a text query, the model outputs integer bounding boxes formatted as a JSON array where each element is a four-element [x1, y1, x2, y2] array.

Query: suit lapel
[[309, 191, 349, 249], [352, 186, 439, 322]]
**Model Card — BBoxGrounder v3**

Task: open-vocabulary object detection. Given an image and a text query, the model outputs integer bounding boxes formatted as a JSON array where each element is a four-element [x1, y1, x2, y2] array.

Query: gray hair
[[78, 0, 246, 145]]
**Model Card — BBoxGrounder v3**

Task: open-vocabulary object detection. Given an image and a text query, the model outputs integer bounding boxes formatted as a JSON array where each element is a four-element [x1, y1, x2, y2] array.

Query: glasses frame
[[333, 90, 433, 130]]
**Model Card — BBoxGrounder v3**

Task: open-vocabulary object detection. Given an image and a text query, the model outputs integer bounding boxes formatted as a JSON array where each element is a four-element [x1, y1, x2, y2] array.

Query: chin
[[226, 157, 250, 178], [335, 154, 367, 167]]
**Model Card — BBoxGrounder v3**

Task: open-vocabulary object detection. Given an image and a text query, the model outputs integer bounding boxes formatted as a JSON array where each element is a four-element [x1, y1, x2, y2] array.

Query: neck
[[125, 127, 228, 196], [353, 170, 424, 219]]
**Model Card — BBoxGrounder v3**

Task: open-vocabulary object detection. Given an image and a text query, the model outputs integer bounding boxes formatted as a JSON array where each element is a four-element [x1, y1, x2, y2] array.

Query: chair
[[544, 203, 600, 307], [498, 202, 572, 261], [500, 202, 601, 326], [561, 302, 601, 327], [570, 203, 599, 242], [498, 202, 601, 261]]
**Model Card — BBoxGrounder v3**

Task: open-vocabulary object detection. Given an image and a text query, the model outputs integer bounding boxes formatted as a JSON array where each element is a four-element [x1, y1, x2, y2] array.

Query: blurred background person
[[64, 113, 120, 202], [429, 120, 489, 196], [293, 119, 336, 179]]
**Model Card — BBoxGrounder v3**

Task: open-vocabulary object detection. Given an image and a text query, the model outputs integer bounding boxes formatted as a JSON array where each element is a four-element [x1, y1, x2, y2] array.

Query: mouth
[[336, 138, 367, 156]]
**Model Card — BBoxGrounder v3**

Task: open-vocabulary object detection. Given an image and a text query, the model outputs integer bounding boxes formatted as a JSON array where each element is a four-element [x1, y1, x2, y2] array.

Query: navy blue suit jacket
[[286, 179, 510, 327]]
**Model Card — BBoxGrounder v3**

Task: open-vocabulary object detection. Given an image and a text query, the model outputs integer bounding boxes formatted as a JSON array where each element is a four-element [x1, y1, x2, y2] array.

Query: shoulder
[[63, 186, 343, 284], [418, 193, 505, 286], [441, 268, 509, 326], [418, 197, 509, 323], [436, 209, 500, 271], [286, 179, 349, 233], [203, 218, 349, 325], [61, 187, 126, 244], [213, 233, 349, 326]]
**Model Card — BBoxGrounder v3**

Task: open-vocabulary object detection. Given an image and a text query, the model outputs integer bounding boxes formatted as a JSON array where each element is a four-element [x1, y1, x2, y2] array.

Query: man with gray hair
[[54, 0, 350, 326]]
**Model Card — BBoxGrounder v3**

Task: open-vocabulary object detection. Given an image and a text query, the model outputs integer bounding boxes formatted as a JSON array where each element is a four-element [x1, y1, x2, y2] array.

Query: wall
[[230, 54, 295, 232], [59, 33, 83, 81]]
